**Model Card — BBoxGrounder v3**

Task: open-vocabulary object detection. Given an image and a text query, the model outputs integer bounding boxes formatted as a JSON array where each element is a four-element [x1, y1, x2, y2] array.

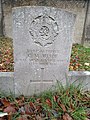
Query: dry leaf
[[63, 113, 73, 120], [4, 106, 16, 113], [46, 99, 52, 107], [53, 95, 59, 102], [58, 103, 66, 112], [1, 99, 10, 107]]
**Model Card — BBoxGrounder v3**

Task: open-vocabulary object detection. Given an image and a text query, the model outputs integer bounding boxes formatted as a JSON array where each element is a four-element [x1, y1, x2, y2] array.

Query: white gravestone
[[13, 6, 76, 95]]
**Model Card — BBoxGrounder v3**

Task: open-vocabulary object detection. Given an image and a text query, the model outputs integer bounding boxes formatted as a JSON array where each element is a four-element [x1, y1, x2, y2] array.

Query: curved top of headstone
[[12, 5, 76, 13], [12, 6, 76, 20], [13, 6, 76, 47]]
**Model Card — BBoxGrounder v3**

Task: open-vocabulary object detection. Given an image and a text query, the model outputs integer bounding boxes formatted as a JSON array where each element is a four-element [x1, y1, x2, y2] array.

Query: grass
[[0, 37, 90, 72], [0, 81, 90, 120], [0, 37, 14, 72], [70, 44, 90, 71]]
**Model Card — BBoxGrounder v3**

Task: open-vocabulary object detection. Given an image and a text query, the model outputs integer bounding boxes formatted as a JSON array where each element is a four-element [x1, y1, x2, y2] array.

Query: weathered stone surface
[[1, 71, 90, 95], [13, 6, 76, 95], [0, 72, 14, 94]]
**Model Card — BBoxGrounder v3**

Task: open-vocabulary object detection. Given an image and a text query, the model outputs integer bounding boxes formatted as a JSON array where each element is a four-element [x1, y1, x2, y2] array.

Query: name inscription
[[26, 49, 61, 65]]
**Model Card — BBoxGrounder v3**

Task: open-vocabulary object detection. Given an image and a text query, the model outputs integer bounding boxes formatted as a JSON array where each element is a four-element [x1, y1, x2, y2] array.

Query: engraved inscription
[[30, 80, 53, 82], [29, 13, 59, 47], [26, 49, 61, 65]]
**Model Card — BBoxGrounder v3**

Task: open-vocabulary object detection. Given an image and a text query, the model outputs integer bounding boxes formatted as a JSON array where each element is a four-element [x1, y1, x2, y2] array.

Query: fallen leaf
[[46, 99, 52, 107], [1, 99, 10, 107], [4, 106, 16, 113], [63, 113, 73, 120], [24, 104, 34, 115], [53, 95, 59, 102], [29, 102, 36, 110], [58, 103, 66, 112]]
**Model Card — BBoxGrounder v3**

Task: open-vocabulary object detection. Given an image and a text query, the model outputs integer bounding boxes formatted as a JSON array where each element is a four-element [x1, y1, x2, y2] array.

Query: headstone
[[13, 6, 76, 96]]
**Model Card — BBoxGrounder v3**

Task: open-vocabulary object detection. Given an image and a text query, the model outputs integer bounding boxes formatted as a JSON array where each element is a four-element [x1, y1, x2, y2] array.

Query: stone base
[[0, 71, 90, 96]]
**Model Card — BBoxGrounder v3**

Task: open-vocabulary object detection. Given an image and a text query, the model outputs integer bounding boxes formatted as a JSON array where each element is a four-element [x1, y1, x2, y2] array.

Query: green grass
[[0, 37, 14, 72], [40, 82, 89, 120], [69, 44, 90, 71], [0, 81, 90, 120]]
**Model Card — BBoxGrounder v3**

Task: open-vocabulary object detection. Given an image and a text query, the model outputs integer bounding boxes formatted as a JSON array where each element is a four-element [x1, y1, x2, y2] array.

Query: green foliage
[[0, 37, 14, 72], [0, 81, 90, 120], [72, 107, 86, 120], [38, 81, 89, 119], [70, 43, 90, 71]]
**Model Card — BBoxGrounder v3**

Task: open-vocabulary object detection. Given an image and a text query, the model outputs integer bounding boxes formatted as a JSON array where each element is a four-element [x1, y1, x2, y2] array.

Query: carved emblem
[[29, 13, 59, 47]]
